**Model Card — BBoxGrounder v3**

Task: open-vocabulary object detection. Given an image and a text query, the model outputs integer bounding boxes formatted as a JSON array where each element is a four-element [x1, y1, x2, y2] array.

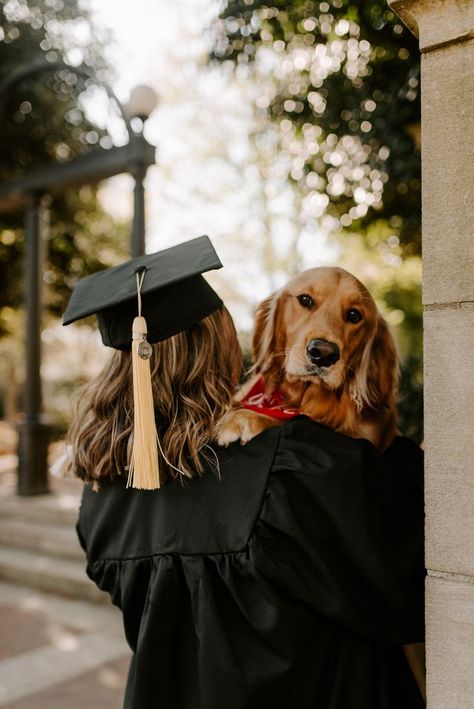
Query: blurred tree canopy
[[212, 0, 423, 441], [0, 0, 127, 338], [212, 0, 421, 253]]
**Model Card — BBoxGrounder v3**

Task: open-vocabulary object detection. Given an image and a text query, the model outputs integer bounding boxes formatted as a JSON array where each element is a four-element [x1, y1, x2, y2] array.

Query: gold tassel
[[127, 271, 161, 490]]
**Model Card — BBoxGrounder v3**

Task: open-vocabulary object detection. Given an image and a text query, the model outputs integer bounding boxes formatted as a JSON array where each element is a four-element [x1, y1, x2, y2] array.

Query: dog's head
[[252, 267, 399, 410]]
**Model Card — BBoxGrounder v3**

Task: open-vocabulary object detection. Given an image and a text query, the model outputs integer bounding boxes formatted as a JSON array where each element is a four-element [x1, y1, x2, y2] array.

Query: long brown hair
[[67, 306, 241, 486]]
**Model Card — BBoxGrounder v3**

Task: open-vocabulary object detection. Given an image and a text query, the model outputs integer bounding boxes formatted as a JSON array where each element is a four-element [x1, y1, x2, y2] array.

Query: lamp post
[[126, 85, 159, 257], [0, 62, 157, 495]]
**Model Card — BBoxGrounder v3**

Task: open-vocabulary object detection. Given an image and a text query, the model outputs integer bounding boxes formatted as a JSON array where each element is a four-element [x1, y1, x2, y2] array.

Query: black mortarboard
[[62, 235, 223, 350]]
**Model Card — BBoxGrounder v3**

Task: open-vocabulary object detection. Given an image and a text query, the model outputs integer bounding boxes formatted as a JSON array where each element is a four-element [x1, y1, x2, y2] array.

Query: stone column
[[388, 1, 474, 707]]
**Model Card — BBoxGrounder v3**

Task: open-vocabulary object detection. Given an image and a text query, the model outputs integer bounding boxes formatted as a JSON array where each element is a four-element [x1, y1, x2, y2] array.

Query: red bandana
[[240, 377, 301, 421]]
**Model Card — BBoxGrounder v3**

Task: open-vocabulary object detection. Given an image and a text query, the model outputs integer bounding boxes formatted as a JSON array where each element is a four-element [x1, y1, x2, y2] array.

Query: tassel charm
[[137, 339, 153, 360], [127, 271, 161, 490]]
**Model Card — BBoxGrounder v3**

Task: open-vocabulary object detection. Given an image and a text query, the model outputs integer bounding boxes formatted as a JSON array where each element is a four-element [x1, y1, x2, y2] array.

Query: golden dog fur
[[217, 267, 399, 451]]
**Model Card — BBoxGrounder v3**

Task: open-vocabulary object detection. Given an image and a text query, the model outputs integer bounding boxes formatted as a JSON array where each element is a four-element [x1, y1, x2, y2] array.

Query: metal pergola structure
[[0, 61, 156, 495]]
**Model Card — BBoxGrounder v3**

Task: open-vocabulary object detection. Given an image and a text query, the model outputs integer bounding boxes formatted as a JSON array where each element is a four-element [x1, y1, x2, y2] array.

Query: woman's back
[[78, 417, 424, 709]]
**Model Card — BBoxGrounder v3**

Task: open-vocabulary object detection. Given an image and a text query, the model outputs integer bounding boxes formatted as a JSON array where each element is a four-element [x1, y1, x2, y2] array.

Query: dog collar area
[[240, 377, 301, 421]]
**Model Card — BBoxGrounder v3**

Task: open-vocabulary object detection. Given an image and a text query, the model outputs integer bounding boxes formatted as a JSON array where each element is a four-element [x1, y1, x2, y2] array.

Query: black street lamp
[[126, 85, 159, 257], [0, 61, 157, 495]]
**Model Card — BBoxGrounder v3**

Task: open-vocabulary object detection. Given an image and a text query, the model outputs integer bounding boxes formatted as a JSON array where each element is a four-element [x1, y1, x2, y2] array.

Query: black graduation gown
[[77, 416, 425, 709]]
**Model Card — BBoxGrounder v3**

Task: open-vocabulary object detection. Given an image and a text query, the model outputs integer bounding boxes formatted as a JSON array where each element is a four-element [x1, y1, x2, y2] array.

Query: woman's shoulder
[[78, 424, 283, 561], [275, 415, 423, 478], [78, 416, 423, 564]]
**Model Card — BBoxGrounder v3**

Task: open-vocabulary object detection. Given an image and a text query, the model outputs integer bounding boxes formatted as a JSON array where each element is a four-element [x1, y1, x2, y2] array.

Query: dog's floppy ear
[[252, 291, 283, 385], [352, 315, 399, 411]]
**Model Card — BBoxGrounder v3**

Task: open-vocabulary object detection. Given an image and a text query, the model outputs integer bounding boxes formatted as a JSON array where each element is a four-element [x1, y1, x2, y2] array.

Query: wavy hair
[[67, 306, 241, 486]]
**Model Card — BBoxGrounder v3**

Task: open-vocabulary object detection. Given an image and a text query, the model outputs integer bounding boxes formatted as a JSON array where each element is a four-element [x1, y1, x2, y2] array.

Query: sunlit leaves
[[212, 0, 421, 252]]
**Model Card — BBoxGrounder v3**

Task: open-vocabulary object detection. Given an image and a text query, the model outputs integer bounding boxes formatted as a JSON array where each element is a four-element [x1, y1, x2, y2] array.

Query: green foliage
[[398, 354, 423, 443], [0, 0, 127, 337], [212, 0, 421, 253], [0, 0, 111, 175]]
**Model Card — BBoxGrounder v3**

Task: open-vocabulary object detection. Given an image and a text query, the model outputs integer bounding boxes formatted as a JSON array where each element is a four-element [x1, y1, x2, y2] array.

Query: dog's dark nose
[[306, 339, 340, 367]]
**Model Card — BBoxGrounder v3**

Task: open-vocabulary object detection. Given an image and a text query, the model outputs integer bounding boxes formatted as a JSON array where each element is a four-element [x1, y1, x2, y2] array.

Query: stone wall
[[389, 2, 474, 707]]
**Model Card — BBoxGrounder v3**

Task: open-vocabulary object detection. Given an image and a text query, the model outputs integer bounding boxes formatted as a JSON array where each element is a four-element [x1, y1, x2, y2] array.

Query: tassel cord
[[128, 268, 160, 489], [128, 268, 196, 487]]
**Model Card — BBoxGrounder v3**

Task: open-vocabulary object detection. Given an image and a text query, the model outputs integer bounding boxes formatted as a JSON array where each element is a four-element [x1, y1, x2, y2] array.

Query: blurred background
[[0, 0, 422, 465], [0, 1, 422, 705]]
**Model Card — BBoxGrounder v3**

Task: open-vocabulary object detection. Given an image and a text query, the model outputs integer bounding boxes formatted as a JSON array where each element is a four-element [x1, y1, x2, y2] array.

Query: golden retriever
[[217, 266, 399, 451]]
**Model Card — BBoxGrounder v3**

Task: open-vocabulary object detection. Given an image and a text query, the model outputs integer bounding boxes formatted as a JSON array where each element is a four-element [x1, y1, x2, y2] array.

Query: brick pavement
[[0, 453, 132, 706], [3, 656, 129, 709], [0, 583, 131, 707]]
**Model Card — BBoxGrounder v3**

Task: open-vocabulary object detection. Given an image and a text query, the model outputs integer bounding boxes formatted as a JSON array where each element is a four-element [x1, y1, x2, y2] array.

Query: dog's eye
[[297, 294, 314, 309], [347, 308, 362, 323]]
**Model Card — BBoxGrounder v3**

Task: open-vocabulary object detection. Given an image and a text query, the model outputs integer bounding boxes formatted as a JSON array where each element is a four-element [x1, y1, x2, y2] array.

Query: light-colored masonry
[[389, 1, 474, 707]]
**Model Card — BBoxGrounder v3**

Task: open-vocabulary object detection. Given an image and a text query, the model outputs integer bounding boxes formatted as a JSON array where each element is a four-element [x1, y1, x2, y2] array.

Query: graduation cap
[[63, 235, 224, 490], [63, 235, 223, 350]]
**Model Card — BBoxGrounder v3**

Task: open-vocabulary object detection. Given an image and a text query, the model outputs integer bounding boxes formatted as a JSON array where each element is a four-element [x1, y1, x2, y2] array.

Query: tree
[[212, 0, 421, 254], [0, 0, 128, 338]]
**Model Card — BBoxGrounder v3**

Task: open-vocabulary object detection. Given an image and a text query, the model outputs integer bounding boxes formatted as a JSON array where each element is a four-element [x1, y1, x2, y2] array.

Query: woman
[[65, 237, 425, 709]]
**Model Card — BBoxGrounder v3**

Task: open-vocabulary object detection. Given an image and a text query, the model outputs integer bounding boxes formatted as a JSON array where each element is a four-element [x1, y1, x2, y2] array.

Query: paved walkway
[[0, 581, 131, 707], [0, 448, 131, 706]]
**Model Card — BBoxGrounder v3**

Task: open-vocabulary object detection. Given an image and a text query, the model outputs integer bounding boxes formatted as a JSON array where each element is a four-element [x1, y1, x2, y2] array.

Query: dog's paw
[[215, 409, 279, 447], [215, 410, 249, 447], [215, 417, 242, 447]]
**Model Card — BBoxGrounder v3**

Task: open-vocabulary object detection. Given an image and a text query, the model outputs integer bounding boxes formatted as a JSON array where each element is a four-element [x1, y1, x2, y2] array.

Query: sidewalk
[[0, 451, 131, 707], [0, 582, 131, 708]]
